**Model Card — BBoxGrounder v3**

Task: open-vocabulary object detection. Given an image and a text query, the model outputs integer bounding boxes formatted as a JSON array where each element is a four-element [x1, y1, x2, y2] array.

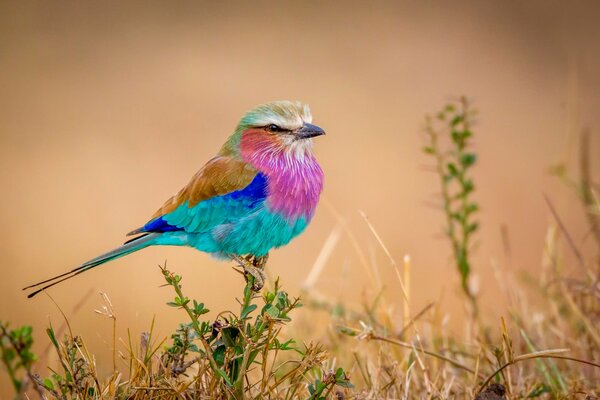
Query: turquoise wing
[[141, 172, 267, 234]]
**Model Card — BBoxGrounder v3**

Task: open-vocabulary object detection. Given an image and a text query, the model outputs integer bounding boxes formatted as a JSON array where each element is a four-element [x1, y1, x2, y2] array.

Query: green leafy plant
[[0, 267, 352, 399], [160, 265, 352, 398], [44, 325, 98, 399], [423, 96, 480, 317], [0, 323, 38, 395]]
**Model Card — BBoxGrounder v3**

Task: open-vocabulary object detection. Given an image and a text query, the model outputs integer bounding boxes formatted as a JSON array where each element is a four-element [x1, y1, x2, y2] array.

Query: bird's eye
[[265, 124, 290, 133]]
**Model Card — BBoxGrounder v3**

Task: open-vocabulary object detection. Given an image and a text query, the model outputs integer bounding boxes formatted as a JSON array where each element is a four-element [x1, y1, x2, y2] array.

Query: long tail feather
[[24, 233, 159, 298]]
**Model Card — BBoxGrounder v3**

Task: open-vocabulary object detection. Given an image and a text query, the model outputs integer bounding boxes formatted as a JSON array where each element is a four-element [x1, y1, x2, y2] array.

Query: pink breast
[[240, 130, 324, 220]]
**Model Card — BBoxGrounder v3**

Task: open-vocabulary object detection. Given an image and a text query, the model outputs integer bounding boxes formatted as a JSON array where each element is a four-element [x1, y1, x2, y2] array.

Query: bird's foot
[[245, 265, 265, 292], [231, 255, 267, 292]]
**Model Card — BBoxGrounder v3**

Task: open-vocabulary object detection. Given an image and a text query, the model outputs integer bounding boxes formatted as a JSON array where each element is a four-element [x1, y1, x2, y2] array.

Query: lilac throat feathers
[[240, 130, 324, 220]]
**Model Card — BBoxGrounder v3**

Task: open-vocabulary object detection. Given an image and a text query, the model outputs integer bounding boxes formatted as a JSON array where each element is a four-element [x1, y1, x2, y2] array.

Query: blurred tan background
[[1, 0, 600, 393]]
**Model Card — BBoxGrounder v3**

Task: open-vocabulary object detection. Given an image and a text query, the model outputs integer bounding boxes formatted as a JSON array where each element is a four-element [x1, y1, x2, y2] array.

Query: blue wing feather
[[140, 173, 268, 234]]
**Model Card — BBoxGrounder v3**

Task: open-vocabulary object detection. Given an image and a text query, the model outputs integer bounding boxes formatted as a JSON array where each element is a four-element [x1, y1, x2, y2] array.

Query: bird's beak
[[296, 123, 325, 139]]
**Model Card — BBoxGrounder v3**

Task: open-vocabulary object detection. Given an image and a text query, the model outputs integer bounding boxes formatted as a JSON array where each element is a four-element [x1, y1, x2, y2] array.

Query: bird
[[24, 100, 325, 298]]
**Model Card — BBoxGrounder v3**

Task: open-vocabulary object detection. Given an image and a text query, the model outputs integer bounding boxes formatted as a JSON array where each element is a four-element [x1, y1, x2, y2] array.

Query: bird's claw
[[244, 265, 265, 292], [231, 255, 266, 292]]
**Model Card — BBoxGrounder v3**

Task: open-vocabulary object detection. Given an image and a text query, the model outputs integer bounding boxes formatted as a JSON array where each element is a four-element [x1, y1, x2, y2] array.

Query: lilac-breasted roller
[[24, 101, 325, 298]]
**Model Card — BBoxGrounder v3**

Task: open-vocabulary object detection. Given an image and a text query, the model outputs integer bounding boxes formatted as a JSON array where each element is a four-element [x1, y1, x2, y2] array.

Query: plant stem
[[0, 329, 21, 393], [370, 334, 481, 377], [475, 353, 600, 396]]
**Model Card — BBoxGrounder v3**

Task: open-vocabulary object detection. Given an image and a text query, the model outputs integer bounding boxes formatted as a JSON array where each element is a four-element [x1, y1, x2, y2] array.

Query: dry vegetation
[[1, 98, 599, 399]]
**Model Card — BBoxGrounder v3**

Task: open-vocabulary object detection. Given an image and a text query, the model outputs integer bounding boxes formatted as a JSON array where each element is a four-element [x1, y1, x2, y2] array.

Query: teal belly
[[189, 209, 309, 257]]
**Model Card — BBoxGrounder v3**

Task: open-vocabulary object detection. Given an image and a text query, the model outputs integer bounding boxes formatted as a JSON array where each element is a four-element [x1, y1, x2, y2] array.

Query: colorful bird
[[24, 101, 325, 298]]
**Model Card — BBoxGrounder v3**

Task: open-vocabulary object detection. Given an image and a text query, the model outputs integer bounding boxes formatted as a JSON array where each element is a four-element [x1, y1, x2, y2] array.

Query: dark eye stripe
[[265, 124, 289, 133]]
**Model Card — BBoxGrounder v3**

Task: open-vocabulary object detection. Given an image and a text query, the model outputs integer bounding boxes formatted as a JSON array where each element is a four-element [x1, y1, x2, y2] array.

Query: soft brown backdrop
[[1, 1, 599, 394]]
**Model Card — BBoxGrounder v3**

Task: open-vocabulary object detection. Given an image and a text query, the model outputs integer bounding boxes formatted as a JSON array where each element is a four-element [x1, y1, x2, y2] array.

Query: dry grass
[[299, 205, 600, 398]]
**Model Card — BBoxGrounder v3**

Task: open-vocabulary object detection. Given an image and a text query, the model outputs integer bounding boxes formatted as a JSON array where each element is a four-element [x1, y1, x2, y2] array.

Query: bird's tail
[[23, 233, 160, 298]]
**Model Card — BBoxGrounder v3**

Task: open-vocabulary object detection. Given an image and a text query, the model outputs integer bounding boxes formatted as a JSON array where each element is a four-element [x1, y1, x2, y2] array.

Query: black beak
[[296, 123, 325, 139]]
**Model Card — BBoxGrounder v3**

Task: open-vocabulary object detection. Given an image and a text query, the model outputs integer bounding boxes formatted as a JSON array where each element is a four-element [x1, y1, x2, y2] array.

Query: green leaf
[[200, 321, 210, 335], [447, 163, 458, 176], [216, 368, 233, 386], [451, 130, 473, 144], [334, 367, 354, 388], [43, 378, 54, 390], [450, 114, 464, 127], [193, 301, 209, 316], [222, 327, 240, 347], [276, 292, 289, 309], [336, 379, 354, 388], [213, 345, 226, 367], [278, 338, 296, 351], [3, 348, 15, 362], [466, 222, 479, 234], [527, 383, 550, 398], [264, 305, 280, 318], [46, 326, 59, 349], [466, 203, 479, 214], [175, 296, 190, 306], [240, 304, 257, 319], [460, 153, 477, 167], [265, 291, 276, 303], [248, 349, 260, 366], [338, 327, 357, 336], [422, 146, 435, 154], [462, 179, 474, 194], [451, 130, 461, 143]]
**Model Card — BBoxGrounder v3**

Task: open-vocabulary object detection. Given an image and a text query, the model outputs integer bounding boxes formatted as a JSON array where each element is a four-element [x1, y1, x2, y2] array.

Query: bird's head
[[221, 101, 325, 159]]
